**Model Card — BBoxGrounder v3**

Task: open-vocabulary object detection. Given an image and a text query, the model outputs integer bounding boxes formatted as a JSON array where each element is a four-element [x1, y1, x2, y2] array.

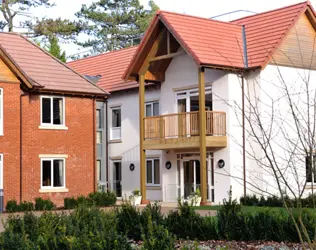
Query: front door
[[112, 161, 122, 197], [182, 160, 200, 198]]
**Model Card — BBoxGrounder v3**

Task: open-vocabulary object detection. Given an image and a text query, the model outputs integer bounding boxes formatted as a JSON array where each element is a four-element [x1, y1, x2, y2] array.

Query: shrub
[[88, 191, 116, 207], [64, 197, 77, 209], [116, 201, 142, 240], [6, 200, 20, 213], [34, 198, 55, 211], [141, 214, 175, 250], [19, 201, 34, 212]]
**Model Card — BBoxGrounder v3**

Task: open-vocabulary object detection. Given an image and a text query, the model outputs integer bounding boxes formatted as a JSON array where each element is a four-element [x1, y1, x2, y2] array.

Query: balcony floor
[[143, 135, 227, 151]]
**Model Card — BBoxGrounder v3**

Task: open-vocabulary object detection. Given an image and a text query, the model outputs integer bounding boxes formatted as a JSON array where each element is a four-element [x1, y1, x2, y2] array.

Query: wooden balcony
[[143, 111, 227, 151]]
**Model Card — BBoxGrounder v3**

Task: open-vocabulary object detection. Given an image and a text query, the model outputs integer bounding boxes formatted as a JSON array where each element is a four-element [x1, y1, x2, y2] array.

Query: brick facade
[[0, 82, 97, 207]]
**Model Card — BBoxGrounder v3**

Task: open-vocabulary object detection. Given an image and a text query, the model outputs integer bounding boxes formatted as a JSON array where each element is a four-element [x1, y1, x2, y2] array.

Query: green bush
[[64, 197, 77, 209], [88, 191, 116, 207], [34, 197, 55, 211], [141, 214, 175, 250], [6, 200, 20, 213], [19, 201, 34, 212]]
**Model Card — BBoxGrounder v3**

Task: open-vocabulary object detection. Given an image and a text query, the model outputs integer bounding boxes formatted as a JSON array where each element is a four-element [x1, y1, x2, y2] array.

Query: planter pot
[[130, 195, 142, 206], [181, 196, 202, 206]]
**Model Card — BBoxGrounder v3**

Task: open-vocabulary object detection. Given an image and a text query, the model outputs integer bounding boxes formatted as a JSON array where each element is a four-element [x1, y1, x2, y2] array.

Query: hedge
[[1, 199, 315, 249]]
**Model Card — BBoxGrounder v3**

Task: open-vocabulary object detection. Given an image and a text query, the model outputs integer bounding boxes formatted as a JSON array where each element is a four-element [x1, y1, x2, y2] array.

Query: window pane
[[146, 160, 152, 184], [42, 98, 51, 124], [97, 131, 102, 144], [153, 103, 159, 116], [154, 159, 160, 184], [53, 160, 64, 187], [96, 109, 101, 128], [53, 98, 63, 125], [113, 162, 122, 181], [112, 109, 121, 127], [306, 156, 314, 182], [97, 160, 101, 181], [42, 160, 51, 187], [145, 104, 152, 117]]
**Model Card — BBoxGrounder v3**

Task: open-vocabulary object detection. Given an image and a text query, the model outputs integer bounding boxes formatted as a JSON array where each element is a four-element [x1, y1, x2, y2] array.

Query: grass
[[193, 205, 314, 216]]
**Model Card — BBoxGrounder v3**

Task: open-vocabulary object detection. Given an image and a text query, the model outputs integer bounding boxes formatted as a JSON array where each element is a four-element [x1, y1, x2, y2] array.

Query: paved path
[[0, 206, 216, 233]]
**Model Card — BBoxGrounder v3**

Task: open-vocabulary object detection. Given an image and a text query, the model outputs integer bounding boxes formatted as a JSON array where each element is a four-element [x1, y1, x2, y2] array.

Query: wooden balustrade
[[144, 111, 226, 140]]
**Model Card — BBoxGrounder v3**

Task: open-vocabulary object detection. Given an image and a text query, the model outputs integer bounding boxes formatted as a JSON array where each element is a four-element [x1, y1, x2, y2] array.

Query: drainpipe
[[105, 100, 109, 189], [242, 25, 248, 197], [93, 98, 96, 192], [20, 91, 28, 203]]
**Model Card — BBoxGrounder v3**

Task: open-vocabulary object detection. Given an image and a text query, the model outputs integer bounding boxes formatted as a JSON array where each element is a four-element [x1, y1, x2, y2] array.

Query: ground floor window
[[0, 154, 2, 189], [146, 158, 160, 186], [97, 160, 101, 181], [306, 155, 316, 183], [41, 158, 65, 189]]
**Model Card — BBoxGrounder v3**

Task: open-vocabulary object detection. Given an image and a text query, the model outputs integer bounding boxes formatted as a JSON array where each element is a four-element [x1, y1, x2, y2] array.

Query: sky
[[25, 0, 316, 57]]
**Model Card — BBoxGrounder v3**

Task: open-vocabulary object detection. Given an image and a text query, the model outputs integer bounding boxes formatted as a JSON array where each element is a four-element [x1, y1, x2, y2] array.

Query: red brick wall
[[21, 94, 96, 206], [0, 82, 21, 204], [0, 81, 97, 207]]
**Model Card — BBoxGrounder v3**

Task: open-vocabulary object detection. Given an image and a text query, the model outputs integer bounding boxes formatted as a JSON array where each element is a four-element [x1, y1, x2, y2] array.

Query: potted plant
[[130, 188, 142, 206], [187, 188, 202, 206]]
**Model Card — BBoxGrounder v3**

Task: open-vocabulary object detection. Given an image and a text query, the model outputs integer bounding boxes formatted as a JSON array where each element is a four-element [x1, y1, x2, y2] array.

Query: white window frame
[[146, 158, 160, 187], [306, 155, 316, 184], [40, 96, 66, 129], [0, 154, 3, 189], [0, 88, 3, 136], [110, 106, 121, 140], [145, 101, 159, 117], [40, 158, 66, 189]]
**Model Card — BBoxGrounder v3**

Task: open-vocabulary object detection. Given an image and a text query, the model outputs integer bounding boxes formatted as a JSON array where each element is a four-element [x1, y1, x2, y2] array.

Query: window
[[113, 161, 122, 197], [145, 102, 159, 117], [41, 96, 65, 126], [0, 88, 2, 135], [0, 154, 3, 189], [146, 159, 160, 186], [306, 155, 316, 183], [96, 131, 102, 144], [41, 158, 65, 189], [110, 107, 121, 140], [97, 160, 101, 181], [96, 109, 102, 128]]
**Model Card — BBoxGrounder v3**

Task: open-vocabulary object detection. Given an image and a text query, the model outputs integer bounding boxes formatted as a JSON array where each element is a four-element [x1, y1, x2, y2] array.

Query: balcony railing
[[144, 111, 226, 140]]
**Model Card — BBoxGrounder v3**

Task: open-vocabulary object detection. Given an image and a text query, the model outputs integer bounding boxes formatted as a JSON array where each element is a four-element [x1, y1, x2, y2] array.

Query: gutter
[[242, 25, 248, 197], [20, 91, 28, 202]]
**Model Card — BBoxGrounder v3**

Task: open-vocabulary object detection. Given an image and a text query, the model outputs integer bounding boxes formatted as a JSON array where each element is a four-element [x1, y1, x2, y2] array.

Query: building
[[0, 33, 107, 206], [69, 1, 316, 204]]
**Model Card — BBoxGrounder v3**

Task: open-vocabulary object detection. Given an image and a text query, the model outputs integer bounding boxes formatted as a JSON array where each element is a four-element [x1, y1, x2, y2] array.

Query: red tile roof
[[70, 1, 314, 93], [0, 32, 107, 95], [232, 1, 309, 68], [159, 11, 245, 68], [68, 46, 138, 93]]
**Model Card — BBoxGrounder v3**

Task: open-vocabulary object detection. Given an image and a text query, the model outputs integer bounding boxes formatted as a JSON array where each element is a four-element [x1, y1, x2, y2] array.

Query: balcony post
[[139, 74, 149, 204], [198, 67, 208, 205]]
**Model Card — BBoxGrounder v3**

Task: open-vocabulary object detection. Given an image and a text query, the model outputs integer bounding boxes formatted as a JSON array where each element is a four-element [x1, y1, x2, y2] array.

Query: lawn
[[193, 205, 314, 216]]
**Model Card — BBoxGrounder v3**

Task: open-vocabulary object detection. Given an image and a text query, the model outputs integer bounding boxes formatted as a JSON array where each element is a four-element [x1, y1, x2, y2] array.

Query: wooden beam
[[150, 51, 185, 62], [139, 74, 149, 204], [139, 29, 166, 75], [198, 67, 208, 205], [167, 31, 170, 55]]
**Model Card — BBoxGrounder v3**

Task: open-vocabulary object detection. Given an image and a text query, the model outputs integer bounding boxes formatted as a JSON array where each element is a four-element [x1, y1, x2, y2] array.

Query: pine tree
[[45, 36, 67, 63], [75, 0, 159, 53]]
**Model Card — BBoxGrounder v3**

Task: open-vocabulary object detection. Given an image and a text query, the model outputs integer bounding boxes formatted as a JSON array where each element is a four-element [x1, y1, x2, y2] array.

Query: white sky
[[26, 0, 316, 56]]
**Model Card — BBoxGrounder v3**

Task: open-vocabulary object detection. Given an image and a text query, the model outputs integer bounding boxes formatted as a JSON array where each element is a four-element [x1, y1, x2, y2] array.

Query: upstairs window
[[0, 88, 2, 135], [110, 107, 121, 140], [41, 96, 65, 126], [145, 101, 159, 117]]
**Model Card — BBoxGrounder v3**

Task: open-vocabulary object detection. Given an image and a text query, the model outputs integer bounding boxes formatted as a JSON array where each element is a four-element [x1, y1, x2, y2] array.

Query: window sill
[[109, 139, 122, 143], [39, 125, 68, 130], [146, 186, 161, 190], [39, 188, 69, 193], [306, 185, 316, 190]]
